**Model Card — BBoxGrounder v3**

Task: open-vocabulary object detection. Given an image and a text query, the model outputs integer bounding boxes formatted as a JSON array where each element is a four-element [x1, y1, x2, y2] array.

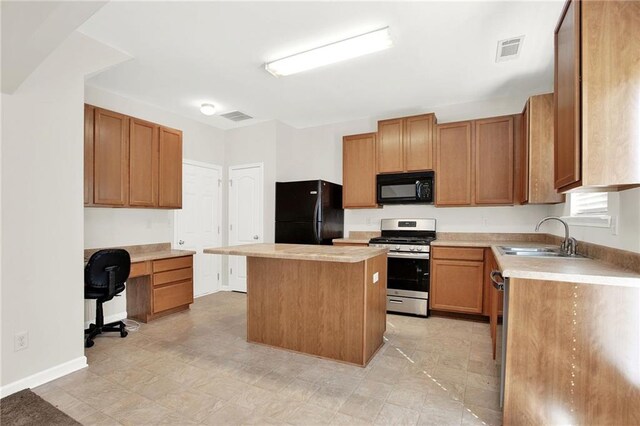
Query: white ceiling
[[78, 1, 564, 130]]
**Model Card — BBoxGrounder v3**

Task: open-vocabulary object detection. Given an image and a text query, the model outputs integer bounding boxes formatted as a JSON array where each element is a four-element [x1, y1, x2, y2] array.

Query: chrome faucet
[[535, 216, 577, 256]]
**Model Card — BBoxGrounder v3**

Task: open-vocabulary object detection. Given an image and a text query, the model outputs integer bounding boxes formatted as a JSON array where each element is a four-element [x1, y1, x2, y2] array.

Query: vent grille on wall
[[221, 111, 253, 122], [496, 36, 524, 62]]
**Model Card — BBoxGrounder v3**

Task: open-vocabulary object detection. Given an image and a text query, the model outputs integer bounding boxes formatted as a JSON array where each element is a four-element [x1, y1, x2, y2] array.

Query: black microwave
[[377, 171, 434, 204]]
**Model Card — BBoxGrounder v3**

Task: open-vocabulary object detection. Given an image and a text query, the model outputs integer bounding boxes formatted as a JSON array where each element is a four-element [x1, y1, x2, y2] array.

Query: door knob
[[178, 240, 184, 245], [253, 235, 259, 240]]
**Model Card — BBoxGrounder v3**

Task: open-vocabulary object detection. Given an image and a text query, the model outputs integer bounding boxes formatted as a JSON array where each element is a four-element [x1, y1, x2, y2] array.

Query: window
[[566, 192, 611, 227]]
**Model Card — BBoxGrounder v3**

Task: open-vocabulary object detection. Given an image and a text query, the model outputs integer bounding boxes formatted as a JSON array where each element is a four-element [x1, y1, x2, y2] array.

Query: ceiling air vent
[[496, 36, 524, 62], [221, 111, 253, 122]]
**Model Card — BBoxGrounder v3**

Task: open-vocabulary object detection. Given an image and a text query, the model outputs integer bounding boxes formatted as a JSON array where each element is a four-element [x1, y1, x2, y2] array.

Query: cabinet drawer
[[154, 267, 192, 286], [129, 261, 150, 278], [432, 246, 484, 261], [153, 280, 193, 313], [153, 256, 192, 273]]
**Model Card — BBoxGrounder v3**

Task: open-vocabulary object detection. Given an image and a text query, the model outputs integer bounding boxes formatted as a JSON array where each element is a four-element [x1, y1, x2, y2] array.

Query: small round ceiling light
[[200, 103, 216, 116]]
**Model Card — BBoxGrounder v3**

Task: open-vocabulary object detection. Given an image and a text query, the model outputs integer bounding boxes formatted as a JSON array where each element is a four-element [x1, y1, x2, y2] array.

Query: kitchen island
[[204, 243, 388, 366]]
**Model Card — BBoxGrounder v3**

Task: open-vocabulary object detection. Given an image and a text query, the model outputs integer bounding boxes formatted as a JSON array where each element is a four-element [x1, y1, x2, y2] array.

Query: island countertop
[[204, 243, 388, 263]]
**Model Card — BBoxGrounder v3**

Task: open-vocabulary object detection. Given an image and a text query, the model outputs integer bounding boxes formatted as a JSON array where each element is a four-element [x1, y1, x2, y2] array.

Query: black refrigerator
[[275, 180, 344, 245]]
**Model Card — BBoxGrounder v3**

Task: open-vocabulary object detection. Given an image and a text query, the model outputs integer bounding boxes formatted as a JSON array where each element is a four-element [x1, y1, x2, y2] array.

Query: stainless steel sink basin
[[497, 246, 585, 258]]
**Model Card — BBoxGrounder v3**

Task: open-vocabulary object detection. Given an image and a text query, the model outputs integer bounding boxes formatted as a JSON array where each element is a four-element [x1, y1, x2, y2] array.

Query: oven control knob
[[395, 245, 400, 250], [410, 246, 415, 251], [416, 246, 423, 251]]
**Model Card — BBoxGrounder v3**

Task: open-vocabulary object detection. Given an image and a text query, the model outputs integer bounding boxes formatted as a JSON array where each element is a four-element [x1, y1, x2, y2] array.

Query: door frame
[[173, 159, 223, 296]]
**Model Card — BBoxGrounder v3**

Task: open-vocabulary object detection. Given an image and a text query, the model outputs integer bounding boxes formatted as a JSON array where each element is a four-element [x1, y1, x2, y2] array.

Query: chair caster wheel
[[120, 330, 128, 338]]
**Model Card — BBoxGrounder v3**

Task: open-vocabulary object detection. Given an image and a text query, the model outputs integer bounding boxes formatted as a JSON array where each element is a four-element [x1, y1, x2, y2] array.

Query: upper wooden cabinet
[[377, 114, 436, 173], [554, 0, 640, 192], [474, 116, 514, 205], [158, 126, 183, 209], [93, 108, 129, 206], [435, 121, 473, 206], [129, 118, 159, 207], [517, 94, 564, 204], [342, 133, 377, 208], [84, 105, 183, 209], [436, 115, 515, 206]]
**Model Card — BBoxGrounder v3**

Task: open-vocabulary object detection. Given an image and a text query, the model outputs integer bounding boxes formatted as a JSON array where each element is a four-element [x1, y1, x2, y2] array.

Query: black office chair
[[84, 249, 131, 348]]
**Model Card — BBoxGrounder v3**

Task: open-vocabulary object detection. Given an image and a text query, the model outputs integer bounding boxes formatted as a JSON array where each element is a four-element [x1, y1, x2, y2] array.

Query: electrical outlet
[[15, 331, 28, 351]]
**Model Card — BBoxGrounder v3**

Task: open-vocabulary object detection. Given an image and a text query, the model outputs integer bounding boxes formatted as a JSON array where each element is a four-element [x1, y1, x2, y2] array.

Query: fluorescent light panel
[[265, 27, 392, 77]]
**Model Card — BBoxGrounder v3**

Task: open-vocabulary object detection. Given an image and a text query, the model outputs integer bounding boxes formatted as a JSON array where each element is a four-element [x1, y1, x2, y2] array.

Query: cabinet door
[[129, 118, 159, 207], [529, 94, 564, 204], [377, 118, 404, 173], [404, 114, 435, 171], [343, 133, 377, 208], [435, 122, 473, 206], [475, 116, 514, 205], [84, 105, 94, 205], [515, 107, 529, 205], [158, 126, 183, 208], [430, 259, 484, 314], [93, 108, 129, 206], [554, 0, 581, 190]]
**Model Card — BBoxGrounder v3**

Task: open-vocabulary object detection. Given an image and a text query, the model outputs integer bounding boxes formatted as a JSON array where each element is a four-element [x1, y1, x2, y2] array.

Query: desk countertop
[[84, 243, 195, 263]]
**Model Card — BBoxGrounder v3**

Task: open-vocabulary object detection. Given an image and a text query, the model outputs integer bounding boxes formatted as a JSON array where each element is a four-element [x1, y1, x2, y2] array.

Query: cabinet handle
[[490, 270, 505, 291]]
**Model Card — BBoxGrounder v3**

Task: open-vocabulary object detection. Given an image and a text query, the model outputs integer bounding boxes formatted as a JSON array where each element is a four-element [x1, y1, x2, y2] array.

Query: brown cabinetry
[[342, 133, 378, 208], [93, 108, 129, 206], [127, 255, 193, 322], [84, 105, 183, 208], [158, 126, 183, 208], [129, 118, 159, 207], [436, 116, 515, 206], [435, 121, 473, 206], [554, 0, 640, 192], [474, 116, 514, 205], [430, 247, 485, 314], [517, 94, 564, 204], [377, 114, 436, 173]]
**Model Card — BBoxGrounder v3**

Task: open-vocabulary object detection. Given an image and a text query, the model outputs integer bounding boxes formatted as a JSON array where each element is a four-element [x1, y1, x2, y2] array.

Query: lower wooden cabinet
[[127, 255, 194, 322], [430, 247, 485, 314]]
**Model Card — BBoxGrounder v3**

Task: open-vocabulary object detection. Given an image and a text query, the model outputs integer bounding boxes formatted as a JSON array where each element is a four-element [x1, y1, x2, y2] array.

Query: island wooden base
[[504, 278, 640, 425], [246, 254, 387, 366]]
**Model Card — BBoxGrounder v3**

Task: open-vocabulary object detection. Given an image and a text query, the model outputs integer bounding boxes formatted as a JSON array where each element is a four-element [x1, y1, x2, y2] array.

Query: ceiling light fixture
[[200, 103, 216, 116], [265, 26, 392, 77]]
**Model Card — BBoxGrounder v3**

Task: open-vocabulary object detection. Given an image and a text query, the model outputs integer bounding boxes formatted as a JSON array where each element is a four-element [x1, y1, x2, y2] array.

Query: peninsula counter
[[204, 243, 388, 366]]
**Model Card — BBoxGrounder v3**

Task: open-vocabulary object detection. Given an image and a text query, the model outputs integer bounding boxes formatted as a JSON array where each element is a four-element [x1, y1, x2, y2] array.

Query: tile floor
[[34, 292, 502, 425]]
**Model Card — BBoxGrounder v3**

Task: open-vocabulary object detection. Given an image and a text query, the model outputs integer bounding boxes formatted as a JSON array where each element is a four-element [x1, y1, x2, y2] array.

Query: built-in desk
[[84, 243, 196, 322]]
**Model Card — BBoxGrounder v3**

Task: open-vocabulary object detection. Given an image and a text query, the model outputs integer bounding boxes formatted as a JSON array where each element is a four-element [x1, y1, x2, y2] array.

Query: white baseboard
[[84, 311, 127, 329], [0, 356, 88, 398], [194, 289, 223, 298]]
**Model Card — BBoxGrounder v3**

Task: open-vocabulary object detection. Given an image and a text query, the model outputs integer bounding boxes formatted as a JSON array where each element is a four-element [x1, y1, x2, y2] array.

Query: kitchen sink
[[497, 246, 585, 258]]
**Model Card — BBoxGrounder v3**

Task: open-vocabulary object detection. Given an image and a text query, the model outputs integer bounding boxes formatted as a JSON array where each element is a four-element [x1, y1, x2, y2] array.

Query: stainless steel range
[[369, 218, 436, 317]]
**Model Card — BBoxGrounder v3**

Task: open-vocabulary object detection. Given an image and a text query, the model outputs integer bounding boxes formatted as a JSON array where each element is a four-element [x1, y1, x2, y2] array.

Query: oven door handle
[[386, 252, 430, 260]]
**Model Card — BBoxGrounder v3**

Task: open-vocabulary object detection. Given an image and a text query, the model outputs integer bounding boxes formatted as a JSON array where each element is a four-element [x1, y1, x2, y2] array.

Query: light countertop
[[84, 243, 195, 263], [433, 238, 640, 287], [204, 243, 388, 263], [332, 231, 380, 245]]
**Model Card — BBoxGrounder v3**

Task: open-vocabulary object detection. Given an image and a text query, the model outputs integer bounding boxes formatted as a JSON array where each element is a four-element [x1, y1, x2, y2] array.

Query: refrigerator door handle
[[312, 197, 321, 244]]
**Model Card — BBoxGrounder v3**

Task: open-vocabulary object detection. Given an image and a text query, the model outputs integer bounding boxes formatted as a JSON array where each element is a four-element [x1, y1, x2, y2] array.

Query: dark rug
[[0, 389, 81, 426]]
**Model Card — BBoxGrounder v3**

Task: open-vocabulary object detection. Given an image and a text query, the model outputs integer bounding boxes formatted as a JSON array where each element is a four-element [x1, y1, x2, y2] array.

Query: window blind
[[570, 193, 609, 215]]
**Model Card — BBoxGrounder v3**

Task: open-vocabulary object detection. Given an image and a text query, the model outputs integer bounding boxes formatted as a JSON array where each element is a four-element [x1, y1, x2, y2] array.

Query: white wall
[[1, 32, 130, 396], [547, 188, 640, 253], [83, 86, 226, 323]]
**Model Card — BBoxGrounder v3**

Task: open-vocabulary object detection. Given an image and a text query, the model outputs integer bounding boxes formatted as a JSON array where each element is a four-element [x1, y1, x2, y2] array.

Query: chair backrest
[[85, 249, 131, 297]]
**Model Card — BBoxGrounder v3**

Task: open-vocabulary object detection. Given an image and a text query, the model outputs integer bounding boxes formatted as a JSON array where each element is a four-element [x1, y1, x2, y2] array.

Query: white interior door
[[175, 161, 222, 297], [228, 163, 263, 292]]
